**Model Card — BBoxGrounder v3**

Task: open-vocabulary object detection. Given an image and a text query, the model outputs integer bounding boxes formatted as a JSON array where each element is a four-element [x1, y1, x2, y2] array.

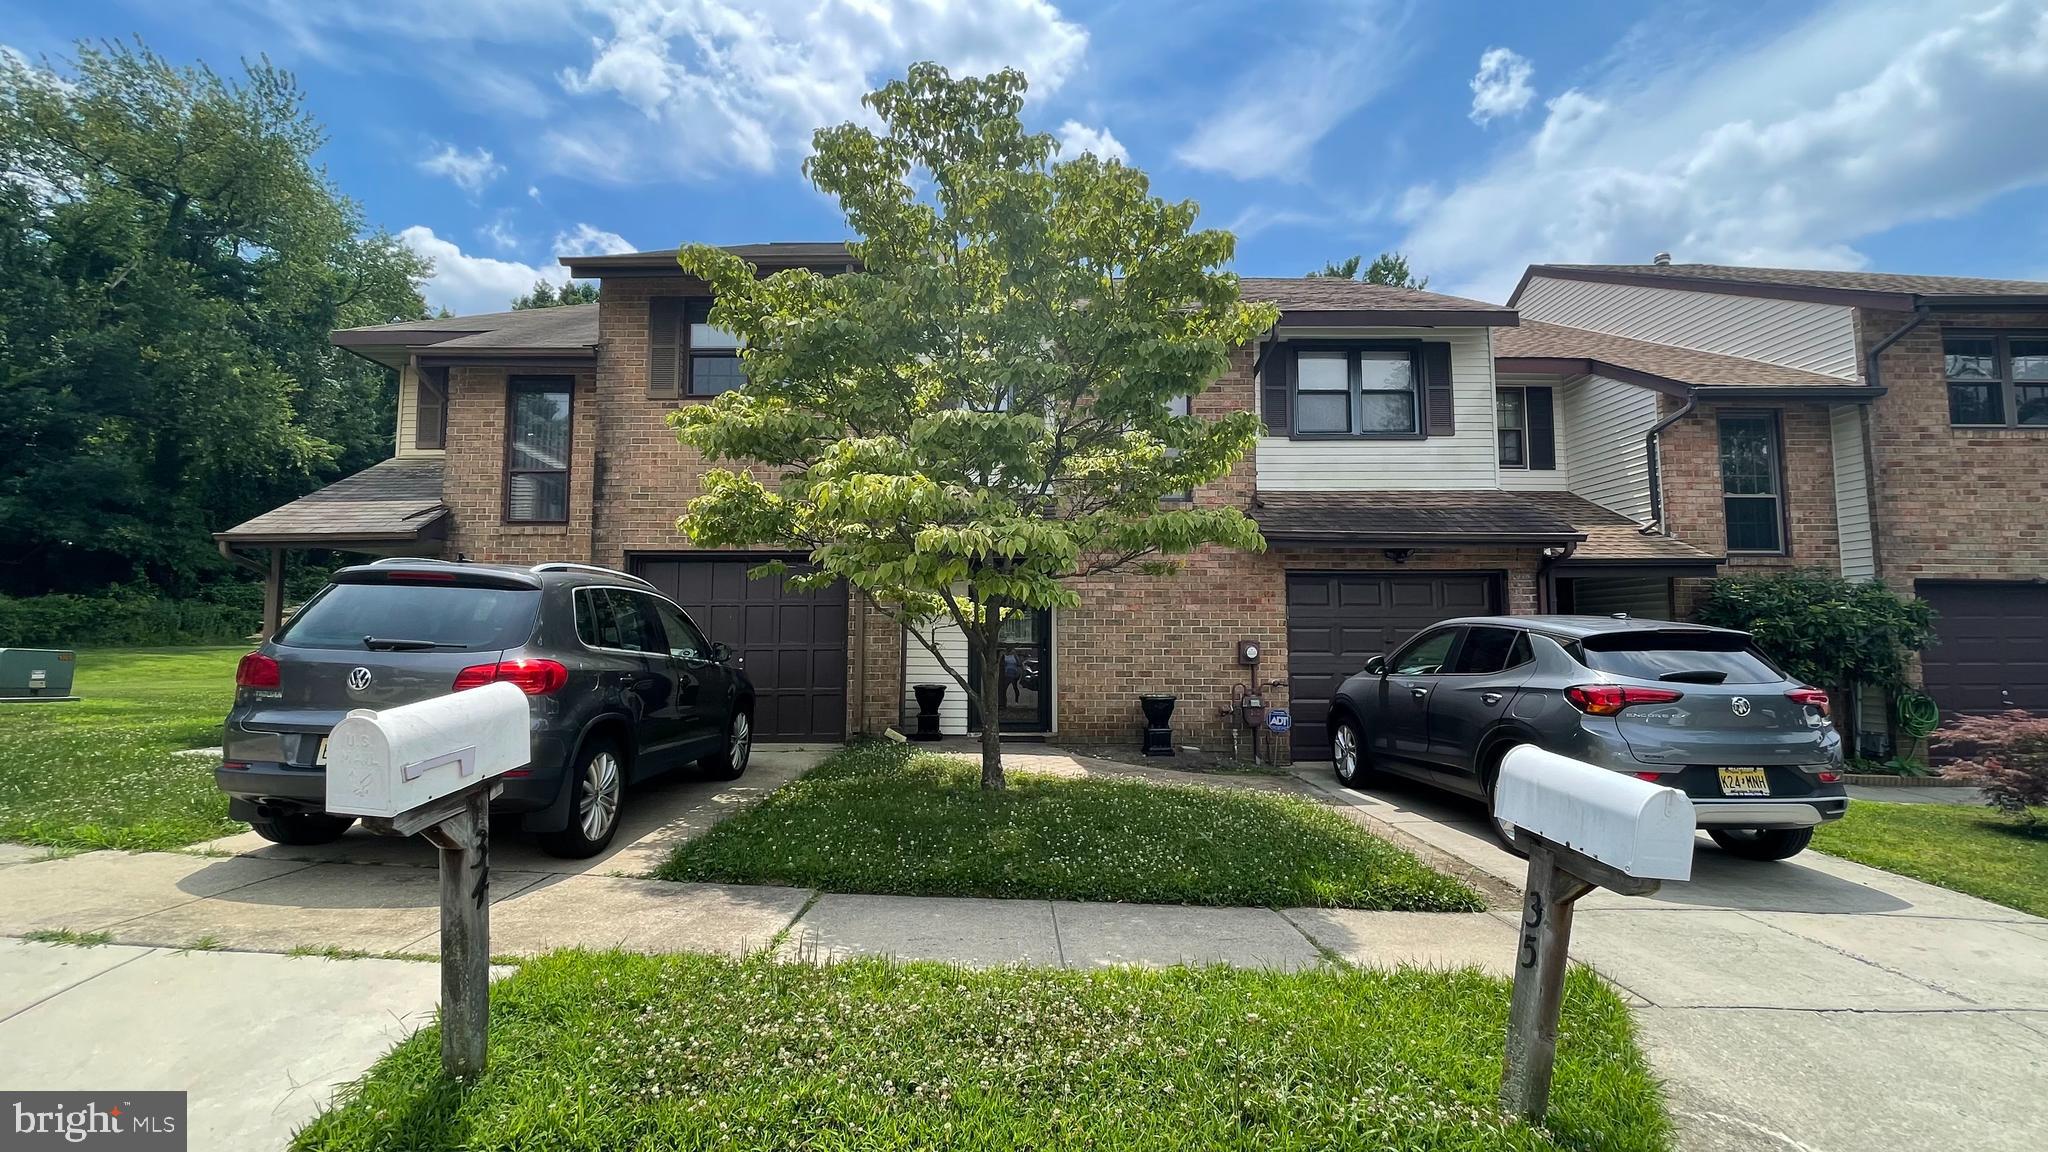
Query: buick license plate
[[1717, 767, 1770, 797]]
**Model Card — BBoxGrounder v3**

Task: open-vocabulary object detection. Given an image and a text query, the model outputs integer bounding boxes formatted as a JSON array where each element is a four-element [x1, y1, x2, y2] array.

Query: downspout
[[1642, 388, 1697, 534], [1858, 305, 1926, 588], [1864, 306, 1929, 395]]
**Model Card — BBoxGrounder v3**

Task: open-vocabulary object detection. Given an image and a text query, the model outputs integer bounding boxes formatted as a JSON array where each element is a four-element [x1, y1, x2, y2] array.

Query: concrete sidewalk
[[0, 938, 438, 1151], [1289, 765, 2048, 1152]]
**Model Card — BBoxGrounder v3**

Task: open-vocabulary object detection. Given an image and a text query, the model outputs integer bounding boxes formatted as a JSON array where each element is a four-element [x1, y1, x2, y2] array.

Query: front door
[[969, 608, 1053, 733]]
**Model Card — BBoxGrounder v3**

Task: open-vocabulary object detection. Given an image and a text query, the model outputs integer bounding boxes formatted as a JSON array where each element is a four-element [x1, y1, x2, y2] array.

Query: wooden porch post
[[261, 548, 285, 639]]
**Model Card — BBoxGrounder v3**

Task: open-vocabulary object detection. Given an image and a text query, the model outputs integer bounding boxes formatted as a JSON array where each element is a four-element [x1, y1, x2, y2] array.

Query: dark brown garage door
[[632, 556, 848, 742], [1917, 582, 2048, 718], [1286, 572, 1497, 757]]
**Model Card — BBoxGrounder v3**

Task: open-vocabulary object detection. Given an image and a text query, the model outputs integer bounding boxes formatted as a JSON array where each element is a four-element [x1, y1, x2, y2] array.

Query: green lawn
[[1813, 800, 2048, 918], [0, 646, 245, 851], [660, 743, 1480, 911], [294, 951, 1669, 1152]]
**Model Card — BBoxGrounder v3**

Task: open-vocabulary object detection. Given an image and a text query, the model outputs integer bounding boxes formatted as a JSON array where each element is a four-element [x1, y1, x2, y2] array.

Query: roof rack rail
[[529, 562, 655, 589], [368, 556, 459, 566]]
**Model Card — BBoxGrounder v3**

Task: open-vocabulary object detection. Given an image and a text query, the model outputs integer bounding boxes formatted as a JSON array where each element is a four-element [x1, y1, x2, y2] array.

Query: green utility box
[[0, 649, 78, 701]]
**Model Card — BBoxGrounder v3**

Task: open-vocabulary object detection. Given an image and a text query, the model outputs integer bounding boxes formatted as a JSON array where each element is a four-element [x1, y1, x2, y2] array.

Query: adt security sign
[[1266, 708, 1292, 733]]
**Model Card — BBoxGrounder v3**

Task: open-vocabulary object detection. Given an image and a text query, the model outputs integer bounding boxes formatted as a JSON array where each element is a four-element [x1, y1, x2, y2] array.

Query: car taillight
[[235, 652, 280, 689], [453, 658, 568, 695], [1565, 684, 1685, 716], [1787, 687, 1830, 718], [1817, 771, 1842, 783]]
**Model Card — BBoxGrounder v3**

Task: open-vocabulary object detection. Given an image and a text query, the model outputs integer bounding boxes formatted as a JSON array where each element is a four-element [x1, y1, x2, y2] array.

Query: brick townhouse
[[219, 246, 2047, 761]]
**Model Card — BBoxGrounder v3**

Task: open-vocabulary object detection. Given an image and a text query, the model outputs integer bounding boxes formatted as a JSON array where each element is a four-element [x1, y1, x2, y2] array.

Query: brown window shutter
[[1261, 346, 1291, 436], [648, 298, 683, 398], [1527, 385, 1557, 470], [415, 367, 447, 450], [1421, 343, 1454, 436]]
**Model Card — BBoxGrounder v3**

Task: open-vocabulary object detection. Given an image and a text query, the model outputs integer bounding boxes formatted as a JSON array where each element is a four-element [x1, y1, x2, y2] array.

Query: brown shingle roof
[[216, 458, 448, 546], [1516, 262, 2048, 310], [1240, 278, 1517, 326], [1251, 491, 1583, 544], [1496, 320, 1850, 390], [334, 303, 598, 350], [1514, 492, 1721, 565]]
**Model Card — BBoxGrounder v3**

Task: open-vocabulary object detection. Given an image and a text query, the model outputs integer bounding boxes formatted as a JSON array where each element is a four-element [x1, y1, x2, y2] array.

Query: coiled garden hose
[[1895, 690, 1941, 739]]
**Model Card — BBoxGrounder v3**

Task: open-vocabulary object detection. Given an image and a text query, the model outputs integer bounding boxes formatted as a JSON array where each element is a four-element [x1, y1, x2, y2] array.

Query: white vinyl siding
[[1517, 276, 1859, 379], [1831, 404, 1876, 580], [1563, 374, 1658, 523], [394, 361, 445, 458], [1494, 372, 1568, 491], [1256, 326, 1497, 490], [903, 617, 970, 735]]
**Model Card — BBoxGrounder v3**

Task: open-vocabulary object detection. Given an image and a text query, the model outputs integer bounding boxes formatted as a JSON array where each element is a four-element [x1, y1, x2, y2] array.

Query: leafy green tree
[[673, 64, 1276, 788], [512, 279, 599, 309], [1693, 569, 1938, 705], [0, 40, 426, 596], [1311, 251, 1428, 288]]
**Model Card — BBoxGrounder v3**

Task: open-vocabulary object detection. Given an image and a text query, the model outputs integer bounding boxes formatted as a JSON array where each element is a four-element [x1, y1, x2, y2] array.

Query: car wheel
[[1483, 772, 1529, 858], [700, 710, 752, 781], [248, 812, 355, 846], [1331, 717, 1374, 788], [1708, 827, 1814, 861], [537, 742, 624, 859]]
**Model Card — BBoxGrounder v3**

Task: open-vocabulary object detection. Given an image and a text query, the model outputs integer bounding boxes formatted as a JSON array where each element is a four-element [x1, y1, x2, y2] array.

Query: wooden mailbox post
[[1493, 744, 1696, 1121], [323, 680, 531, 1077]]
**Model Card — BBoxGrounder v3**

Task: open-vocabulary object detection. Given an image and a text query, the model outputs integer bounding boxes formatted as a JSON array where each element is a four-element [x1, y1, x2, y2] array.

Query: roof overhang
[[213, 512, 449, 549], [1496, 356, 1882, 402], [1552, 557, 1723, 577], [414, 349, 597, 369], [1260, 529, 1586, 547], [1280, 308, 1518, 328], [1510, 265, 2048, 314]]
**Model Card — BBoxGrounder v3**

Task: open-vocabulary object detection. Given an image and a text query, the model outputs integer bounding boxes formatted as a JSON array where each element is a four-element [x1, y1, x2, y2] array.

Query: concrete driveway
[[1292, 766, 2048, 1152]]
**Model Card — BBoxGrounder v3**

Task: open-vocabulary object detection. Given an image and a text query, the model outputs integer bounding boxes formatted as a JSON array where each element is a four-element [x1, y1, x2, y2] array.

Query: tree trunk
[[977, 633, 1006, 791]]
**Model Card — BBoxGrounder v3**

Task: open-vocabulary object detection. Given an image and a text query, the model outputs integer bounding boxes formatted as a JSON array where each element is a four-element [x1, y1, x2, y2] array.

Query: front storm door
[[969, 608, 1053, 733]]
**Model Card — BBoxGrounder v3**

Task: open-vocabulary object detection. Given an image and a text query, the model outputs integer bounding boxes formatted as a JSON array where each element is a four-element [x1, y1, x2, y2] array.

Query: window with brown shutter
[[1281, 341, 1429, 440]]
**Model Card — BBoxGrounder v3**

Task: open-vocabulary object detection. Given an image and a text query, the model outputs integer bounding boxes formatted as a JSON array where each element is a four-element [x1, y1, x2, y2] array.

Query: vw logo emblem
[[1730, 696, 1751, 717], [347, 667, 373, 692]]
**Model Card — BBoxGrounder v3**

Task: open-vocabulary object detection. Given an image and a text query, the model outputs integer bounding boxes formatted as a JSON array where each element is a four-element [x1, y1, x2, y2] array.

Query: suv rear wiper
[[1658, 670, 1728, 684], [362, 636, 467, 651]]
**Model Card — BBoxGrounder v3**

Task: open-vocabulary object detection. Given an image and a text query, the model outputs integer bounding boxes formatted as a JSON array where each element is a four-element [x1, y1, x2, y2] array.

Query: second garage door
[[1286, 572, 1498, 758], [1916, 581, 2048, 718], [632, 556, 849, 742]]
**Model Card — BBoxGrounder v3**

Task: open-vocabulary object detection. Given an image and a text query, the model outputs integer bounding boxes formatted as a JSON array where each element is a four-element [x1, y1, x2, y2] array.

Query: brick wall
[[442, 366, 599, 564], [1658, 395, 1841, 617], [1859, 308, 2048, 588]]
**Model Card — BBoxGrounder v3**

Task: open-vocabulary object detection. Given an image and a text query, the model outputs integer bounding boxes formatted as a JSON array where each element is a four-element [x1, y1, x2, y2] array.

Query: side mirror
[[1362, 654, 1387, 677], [709, 641, 738, 664]]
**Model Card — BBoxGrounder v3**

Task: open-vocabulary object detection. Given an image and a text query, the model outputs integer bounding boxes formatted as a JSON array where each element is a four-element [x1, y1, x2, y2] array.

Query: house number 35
[[1519, 893, 1543, 969]]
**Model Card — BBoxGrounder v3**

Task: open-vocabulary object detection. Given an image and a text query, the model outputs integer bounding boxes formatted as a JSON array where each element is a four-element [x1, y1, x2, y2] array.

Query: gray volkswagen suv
[[1326, 615, 1846, 860], [219, 560, 754, 858]]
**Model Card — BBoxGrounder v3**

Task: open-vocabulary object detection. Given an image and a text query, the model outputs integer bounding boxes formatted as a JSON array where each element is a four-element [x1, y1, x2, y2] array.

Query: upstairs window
[[687, 299, 745, 396], [505, 377, 572, 523], [1944, 332, 2048, 427], [1718, 411, 1784, 554], [414, 366, 447, 450], [1289, 345, 1420, 437], [1496, 387, 1526, 467]]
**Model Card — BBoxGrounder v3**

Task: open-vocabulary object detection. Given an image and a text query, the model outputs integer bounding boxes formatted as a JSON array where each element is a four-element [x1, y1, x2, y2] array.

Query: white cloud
[[1054, 119, 1128, 162], [1402, 0, 2048, 301], [418, 144, 505, 194], [553, 222, 637, 255], [553, 0, 1089, 179], [1175, 2, 1402, 181], [527, 185, 543, 202], [1468, 47, 1534, 124], [480, 217, 524, 252], [400, 226, 565, 315]]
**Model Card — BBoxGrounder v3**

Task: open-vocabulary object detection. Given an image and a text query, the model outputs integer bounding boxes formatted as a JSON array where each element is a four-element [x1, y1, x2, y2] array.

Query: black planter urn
[[911, 683, 947, 741], [1139, 693, 1176, 756]]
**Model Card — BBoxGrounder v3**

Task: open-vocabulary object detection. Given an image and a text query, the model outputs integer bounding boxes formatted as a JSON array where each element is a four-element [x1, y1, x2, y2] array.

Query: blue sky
[[8, 0, 2048, 314]]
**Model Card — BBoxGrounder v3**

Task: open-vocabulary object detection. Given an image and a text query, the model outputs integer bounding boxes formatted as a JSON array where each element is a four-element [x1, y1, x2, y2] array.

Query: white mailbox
[[1496, 744, 1695, 882], [324, 681, 531, 819]]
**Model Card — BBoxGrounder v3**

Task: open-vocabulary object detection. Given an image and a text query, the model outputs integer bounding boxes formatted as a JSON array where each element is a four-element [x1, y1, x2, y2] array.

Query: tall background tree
[[1311, 251, 1428, 288], [512, 279, 599, 309], [0, 41, 428, 597], [675, 64, 1276, 788]]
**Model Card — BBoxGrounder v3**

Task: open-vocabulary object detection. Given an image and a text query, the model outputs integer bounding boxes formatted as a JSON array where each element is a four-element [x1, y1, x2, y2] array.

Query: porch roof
[[332, 305, 599, 369], [1494, 321, 1871, 398], [215, 457, 448, 548], [1250, 491, 1584, 546], [1513, 492, 1721, 566]]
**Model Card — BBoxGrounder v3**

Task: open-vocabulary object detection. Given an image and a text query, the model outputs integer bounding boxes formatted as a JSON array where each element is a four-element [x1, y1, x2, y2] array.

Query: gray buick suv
[[1326, 615, 1847, 861], [219, 560, 754, 858]]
